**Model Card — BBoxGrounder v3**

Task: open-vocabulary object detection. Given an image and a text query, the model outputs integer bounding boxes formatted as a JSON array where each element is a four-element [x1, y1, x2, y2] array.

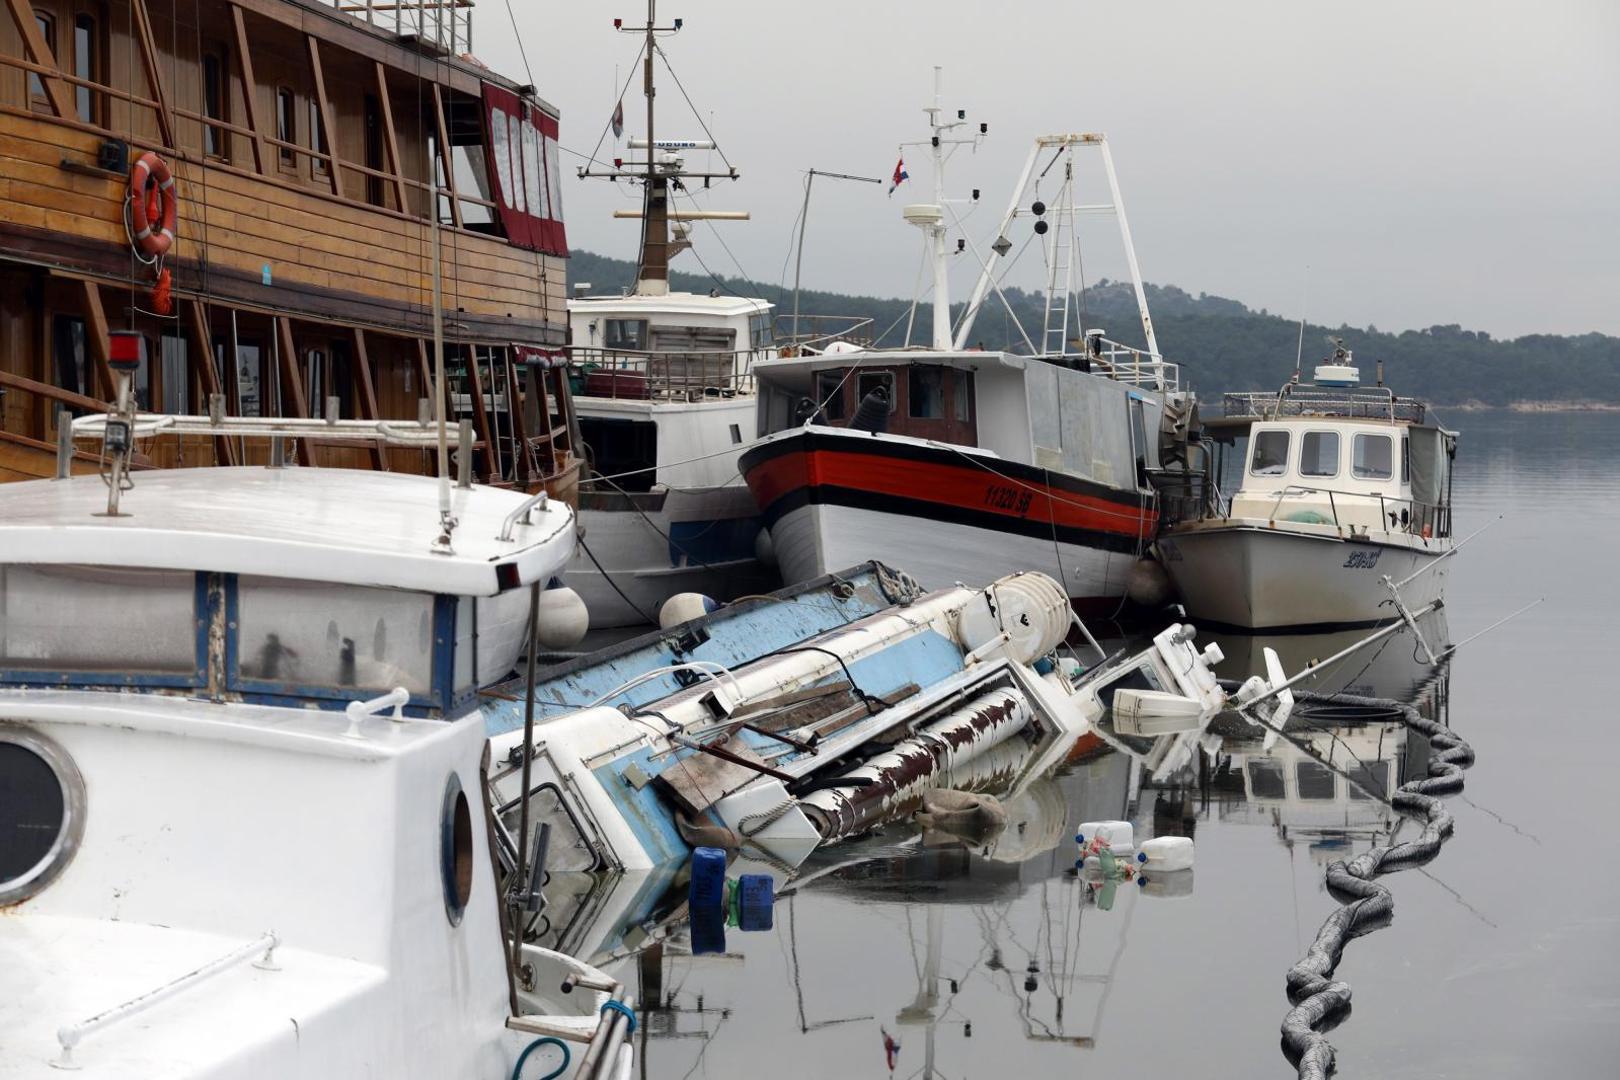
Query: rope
[[576, 531, 658, 626], [1279, 703, 1475, 1079], [510, 1036, 570, 1080], [599, 998, 638, 1035]]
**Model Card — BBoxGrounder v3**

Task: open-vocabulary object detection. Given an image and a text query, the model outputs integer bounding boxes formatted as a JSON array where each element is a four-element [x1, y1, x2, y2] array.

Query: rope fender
[[1279, 703, 1475, 1079]]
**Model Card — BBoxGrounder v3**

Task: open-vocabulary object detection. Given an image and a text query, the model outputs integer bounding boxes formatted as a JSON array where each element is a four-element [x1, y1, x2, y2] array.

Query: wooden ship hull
[[0, 0, 580, 498]]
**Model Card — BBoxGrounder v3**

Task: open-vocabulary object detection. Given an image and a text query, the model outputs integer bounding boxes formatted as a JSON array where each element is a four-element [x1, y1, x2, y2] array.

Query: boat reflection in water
[[521, 617, 1454, 1078]]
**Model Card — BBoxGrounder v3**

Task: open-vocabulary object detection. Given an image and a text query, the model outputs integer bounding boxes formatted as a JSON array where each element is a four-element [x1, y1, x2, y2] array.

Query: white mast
[[900, 68, 984, 351]]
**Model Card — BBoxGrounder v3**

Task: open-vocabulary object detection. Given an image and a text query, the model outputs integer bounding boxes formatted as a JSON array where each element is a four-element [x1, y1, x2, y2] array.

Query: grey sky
[[487, 1, 1620, 338]]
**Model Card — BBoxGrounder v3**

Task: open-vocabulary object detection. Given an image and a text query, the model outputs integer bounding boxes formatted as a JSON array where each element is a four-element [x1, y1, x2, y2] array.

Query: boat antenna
[[792, 168, 882, 343], [1293, 265, 1309, 383]]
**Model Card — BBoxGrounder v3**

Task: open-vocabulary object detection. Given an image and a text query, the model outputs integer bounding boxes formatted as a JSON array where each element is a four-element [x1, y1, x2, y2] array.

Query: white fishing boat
[[564, 3, 784, 628], [0, 402, 637, 1078], [741, 73, 1198, 615], [1157, 343, 1458, 630]]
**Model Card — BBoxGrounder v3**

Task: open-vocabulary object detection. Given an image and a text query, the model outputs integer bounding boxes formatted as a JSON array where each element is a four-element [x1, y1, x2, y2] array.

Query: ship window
[[311, 98, 329, 175], [235, 577, 435, 695], [1299, 431, 1340, 477], [1250, 430, 1290, 476], [73, 15, 98, 124], [0, 565, 198, 674], [1296, 760, 1335, 800], [203, 51, 226, 157], [1401, 432, 1410, 484], [604, 319, 647, 352], [815, 370, 846, 420], [28, 14, 54, 109], [855, 371, 895, 413], [1353, 433, 1393, 480], [1346, 761, 1388, 801], [160, 335, 189, 413], [52, 316, 87, 398], [276, 87, 296, 167], [953, 370, 972, 422], [0, 727, 85, 907], [908, 366, 946, 419], [749, 311, 773, 350], [1247, 759, 1285, 800], [440, 773, 473, 926]]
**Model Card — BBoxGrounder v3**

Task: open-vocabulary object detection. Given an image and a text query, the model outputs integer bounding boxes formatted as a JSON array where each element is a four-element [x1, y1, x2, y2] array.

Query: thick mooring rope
[[1280, 700, 1475, 1078]]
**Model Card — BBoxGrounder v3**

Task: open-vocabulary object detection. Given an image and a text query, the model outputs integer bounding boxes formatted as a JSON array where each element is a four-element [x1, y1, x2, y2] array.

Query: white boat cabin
[[753, 347, 1168, 491], [1219, 380, 1456, 540], [568, 292, 774, 490]]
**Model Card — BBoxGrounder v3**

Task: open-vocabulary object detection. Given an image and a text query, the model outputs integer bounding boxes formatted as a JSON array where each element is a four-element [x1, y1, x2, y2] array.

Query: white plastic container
[[1136, 835, 1194, 872], [1076, 820, 1134, 853]]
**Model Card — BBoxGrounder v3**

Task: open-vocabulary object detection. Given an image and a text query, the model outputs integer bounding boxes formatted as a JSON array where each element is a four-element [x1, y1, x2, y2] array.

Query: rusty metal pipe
[[799, 687, 1032, 840]]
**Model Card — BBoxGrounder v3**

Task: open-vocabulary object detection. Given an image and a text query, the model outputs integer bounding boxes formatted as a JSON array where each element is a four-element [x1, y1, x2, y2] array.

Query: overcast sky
[[486, 1, 1620, 339]]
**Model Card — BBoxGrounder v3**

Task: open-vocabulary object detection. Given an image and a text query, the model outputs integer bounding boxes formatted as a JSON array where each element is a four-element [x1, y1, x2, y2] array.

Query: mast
[[637, 0, 668, 296], [900, 68, 985, 350]]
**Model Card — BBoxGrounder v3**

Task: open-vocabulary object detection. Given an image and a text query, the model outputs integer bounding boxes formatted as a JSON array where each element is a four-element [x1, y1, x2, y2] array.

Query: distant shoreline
[[1437, 401, 1620, 413]]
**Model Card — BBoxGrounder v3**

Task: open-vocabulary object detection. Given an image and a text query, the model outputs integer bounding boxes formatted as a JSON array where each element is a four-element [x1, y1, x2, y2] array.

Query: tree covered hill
[[566, 250, 1620, 407]]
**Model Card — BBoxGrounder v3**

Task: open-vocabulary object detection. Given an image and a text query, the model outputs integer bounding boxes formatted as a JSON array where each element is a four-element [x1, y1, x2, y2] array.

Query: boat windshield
[[1251, 430, 1290, 476], [1353, 433, 1394, 480], [1300, 431, 1340, 477]]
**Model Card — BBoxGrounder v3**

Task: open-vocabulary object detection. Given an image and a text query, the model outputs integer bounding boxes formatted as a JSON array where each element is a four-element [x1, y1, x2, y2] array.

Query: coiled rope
[[1279, 702, 1475, 1078]]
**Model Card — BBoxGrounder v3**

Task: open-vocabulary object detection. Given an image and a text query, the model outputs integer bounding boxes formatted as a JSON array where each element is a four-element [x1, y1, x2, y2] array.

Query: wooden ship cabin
[[0, 0, 579, 499]]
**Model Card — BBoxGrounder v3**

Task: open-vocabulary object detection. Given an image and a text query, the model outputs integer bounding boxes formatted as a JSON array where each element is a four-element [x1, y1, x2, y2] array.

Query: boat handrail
[[772, 313, 878, 351], [344, 686, 411, 738], [569, 346, 759, 402], [497, 490, 550, 541], [1079, 338, 1182, 392], [1260, 484, 1451, 539], [322, 0, 474, 53], [53, 932, 280, 1068], [1223, 385, 1426, 425]]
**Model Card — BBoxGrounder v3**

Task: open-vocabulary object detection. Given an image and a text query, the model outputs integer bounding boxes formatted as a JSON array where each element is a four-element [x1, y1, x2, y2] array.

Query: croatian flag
[[888, 157, 908, 196]]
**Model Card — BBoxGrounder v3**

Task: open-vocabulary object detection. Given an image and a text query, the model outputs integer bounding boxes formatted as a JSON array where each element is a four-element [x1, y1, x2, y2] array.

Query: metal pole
[[1097, 138, 1159, 361], [509, 581, 541, 982], [431, 166, 454, 552], [792, 169, 815, 344]]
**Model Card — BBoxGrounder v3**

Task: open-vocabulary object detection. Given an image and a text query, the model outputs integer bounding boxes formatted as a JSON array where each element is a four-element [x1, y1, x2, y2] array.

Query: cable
[[576, 530, 657, 626], [653, 43, 734, 173]]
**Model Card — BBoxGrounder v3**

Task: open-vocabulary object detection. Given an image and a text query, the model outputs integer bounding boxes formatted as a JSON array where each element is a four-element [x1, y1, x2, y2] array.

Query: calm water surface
[[560, 411, 1620, 1079]]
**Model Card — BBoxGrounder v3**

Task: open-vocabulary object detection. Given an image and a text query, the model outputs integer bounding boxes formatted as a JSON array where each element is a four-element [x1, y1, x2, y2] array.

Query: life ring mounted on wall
[[128, 151, 177, 259]]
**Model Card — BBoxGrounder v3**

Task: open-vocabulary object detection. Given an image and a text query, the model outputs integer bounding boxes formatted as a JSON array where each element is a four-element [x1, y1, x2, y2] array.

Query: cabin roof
[[568, 291, 773, 319], [0, 468, 573, 596]]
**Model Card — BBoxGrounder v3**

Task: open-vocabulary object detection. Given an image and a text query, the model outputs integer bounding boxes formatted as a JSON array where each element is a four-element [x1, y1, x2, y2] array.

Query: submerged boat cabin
[[0, 0, 577, 493]]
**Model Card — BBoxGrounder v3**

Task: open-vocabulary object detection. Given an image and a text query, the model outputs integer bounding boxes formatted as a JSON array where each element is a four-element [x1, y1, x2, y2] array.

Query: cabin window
[[202, 51, 226, 157], [1129, 397, 1151, 478], [73, 14, 98, 124], [815, 370, 846, 420], [1401, 432, 1410, 484], [1299, 431, 1340, 478], [0, 726, 83, 906], [603, 319, 647, 352], [908, 366, 946, 419], [1347, 761, 1388, 800], [856, 371, 895, 413], [749, 311, 772, 350], [160, 335, 189, 413], [364, 94, 384, 204], [579, 416, 657, 493], [1247, 759, 1285, 800], [953, 370, 972, 422], [1352, 433, 1393, 480], [1297, 761, 1336, 801], [51, 316, 86, 398], [234, 577, 436, 695], [28, 14, 54, 110], [0, 565, 199, 675], [276, 88, 296, 167], [1250, 430, 1290, 477], [311, 98, 329, 176]]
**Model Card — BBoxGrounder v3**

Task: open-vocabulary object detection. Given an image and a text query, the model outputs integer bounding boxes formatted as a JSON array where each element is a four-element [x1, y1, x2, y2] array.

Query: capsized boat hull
[[1157, 522, 1451, 630]]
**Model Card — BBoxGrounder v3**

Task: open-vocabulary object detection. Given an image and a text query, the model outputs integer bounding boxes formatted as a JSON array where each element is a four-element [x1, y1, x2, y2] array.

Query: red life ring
[[129, 151, 177, 258]]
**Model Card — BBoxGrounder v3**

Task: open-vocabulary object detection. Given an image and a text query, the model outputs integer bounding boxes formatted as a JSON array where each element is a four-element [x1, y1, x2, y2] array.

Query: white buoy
[[535, 584, 589, 650], [1126, 557, 1174, 608], [659, 592, 719, 629], [957, 572, 1070, 665]]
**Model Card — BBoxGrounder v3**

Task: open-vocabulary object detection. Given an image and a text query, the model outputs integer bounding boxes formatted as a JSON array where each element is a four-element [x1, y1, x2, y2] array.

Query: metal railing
[[772, 314, 877, 352], [1257, 484, 1451, 539], [1223, 384, 1426, 425], [569, 346, 764, 402], [1148, 469, 1227, 523], [326, 0, 475, 53], [1057, 337, 1180, 392]]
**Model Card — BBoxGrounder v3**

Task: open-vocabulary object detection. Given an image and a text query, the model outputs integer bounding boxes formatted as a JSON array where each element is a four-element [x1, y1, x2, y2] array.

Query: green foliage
[[566, 251, 1620, 406]]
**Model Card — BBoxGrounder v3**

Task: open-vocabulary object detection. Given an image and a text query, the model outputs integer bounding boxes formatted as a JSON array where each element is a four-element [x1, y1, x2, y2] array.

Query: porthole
[[440, 773, 474, 926], [0, 726, 86, 906]]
